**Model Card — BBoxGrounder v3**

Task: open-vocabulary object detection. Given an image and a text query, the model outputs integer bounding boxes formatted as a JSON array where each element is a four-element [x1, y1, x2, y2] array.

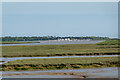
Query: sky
[[2, 2, 118, 38]]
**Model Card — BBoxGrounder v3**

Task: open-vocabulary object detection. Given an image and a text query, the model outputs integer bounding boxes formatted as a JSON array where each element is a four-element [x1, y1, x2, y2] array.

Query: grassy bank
[[2, 44, 119, 57], [0, 41, 40, 44], [96, 40, 119, 45], [2, 57, 119, 71]]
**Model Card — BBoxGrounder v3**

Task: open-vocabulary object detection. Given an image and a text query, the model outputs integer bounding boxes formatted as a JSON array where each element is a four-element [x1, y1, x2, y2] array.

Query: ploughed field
[[2, 43, 119, 57], [2, 57, 119, 71]]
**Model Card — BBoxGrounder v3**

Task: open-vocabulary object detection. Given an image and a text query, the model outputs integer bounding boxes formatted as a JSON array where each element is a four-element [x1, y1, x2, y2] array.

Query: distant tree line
[[1, 36, 110, 41]]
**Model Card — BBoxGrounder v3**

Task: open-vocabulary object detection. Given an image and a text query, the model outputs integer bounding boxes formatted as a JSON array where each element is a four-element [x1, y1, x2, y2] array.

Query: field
[[0, 41, 40, 44], [2, 57, 119, 71], [96, 40, 119, 45], [2, 44, 119, 57]]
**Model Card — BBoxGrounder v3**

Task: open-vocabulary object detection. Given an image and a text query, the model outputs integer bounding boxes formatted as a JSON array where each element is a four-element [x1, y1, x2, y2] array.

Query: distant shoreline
[[0, 41, 40, 44]]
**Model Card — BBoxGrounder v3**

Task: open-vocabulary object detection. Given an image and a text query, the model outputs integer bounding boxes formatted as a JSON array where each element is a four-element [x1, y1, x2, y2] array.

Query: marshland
[[1, 40, 119, 57], [1, 40, 119, 78]]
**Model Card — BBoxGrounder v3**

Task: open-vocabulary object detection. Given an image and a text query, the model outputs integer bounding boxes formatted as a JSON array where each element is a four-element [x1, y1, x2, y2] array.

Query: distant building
[[58, 38, 71, 41]]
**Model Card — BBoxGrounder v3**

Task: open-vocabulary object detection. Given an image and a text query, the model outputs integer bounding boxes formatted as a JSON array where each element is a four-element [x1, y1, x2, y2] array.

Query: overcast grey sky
[[2, 2, 118, 38]]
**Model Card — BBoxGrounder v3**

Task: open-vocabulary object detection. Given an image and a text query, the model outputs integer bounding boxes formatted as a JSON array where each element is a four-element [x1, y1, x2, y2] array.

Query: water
[[1, 55, 119, 64], [2, 75, 74, 78], [2, 67, 118, 78], [1, 40, 104, 46]]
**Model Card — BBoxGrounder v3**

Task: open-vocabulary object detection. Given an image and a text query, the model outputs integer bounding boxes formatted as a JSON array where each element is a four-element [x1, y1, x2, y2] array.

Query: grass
[[96, 40, 119, 45], [2, 57, 119, 71], [0, 41, 40, 44], [2, 44, 119, 57]]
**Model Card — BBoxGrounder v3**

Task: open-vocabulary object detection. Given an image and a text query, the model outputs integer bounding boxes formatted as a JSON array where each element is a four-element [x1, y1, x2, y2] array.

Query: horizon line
[[1, 36, 118, 38]]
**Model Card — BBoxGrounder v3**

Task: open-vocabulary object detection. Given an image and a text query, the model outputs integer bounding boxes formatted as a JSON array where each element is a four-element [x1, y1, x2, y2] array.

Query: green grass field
[[96, 40, 119, 45], [2, 44, 119, 57], [2, 57, 119, 71]]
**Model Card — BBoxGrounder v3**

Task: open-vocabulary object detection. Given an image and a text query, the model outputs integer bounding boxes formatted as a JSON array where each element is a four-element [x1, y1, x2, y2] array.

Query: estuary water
[[1, 40, 104, 46], [2, 67, 118, 78]]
